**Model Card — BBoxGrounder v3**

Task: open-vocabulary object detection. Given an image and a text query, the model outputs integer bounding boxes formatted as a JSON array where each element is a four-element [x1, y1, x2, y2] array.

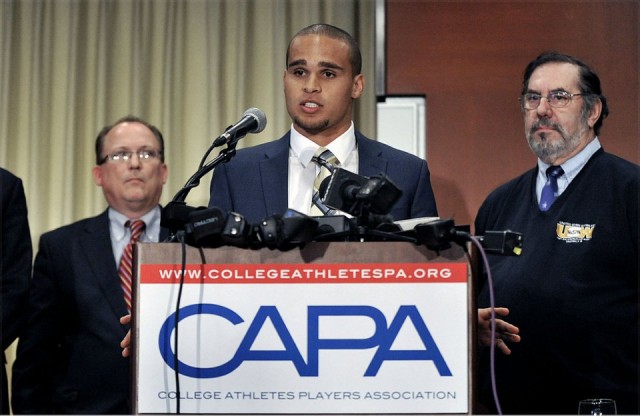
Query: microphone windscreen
[[243, 107, 267, 133]]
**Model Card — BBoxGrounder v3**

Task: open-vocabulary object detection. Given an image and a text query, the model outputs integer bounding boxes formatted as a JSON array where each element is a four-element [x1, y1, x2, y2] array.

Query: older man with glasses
[[11, 116, 170, 414], [474, 52, 639, 414]]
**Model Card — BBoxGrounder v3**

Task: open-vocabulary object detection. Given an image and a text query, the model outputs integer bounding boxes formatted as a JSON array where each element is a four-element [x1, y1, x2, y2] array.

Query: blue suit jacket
[[11, 209, 169, 414], [208, 131, 438, 223]]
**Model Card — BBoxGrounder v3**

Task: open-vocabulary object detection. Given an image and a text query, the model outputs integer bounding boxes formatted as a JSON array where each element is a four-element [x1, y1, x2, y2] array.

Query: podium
[[132, 241, 475, 415]]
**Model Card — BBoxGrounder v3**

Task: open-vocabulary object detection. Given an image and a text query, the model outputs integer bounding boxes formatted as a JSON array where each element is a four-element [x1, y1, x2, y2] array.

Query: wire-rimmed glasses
[[519, 91, 591, 110], [99, 149, 163, 164]]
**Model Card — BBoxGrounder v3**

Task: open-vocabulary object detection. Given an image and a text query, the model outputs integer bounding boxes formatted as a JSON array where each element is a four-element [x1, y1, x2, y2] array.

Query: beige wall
[[385, 0, 639, 228]]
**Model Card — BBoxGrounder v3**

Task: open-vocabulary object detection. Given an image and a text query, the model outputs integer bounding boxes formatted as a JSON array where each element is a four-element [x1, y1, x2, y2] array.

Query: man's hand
[[120, 314, 132, 358], [477, 307, 521, 355]]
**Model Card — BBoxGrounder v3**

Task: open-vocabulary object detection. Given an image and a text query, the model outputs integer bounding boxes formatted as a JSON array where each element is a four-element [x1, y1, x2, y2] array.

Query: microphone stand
[[171, 146, 236, 203], [161, 142, 239, 241]]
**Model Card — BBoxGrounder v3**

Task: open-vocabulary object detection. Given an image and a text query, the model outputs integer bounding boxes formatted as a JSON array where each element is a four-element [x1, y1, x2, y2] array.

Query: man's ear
[[92, 165, 103, 186], [587, 97, 603, 129], [351, 74, 364, 99]]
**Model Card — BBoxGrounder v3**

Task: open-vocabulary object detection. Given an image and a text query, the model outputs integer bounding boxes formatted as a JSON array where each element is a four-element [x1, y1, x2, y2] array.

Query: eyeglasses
[[519, 91, 590, 110], [99, 149, 163, 164]]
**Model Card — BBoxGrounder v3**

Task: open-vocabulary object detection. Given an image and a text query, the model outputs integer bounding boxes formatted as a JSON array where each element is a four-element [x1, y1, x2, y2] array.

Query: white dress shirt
[[287, 122, 359, 215]]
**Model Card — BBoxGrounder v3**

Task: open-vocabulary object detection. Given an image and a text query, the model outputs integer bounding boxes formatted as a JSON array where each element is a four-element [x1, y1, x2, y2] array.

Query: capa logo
[[158, 304, 451, 379]]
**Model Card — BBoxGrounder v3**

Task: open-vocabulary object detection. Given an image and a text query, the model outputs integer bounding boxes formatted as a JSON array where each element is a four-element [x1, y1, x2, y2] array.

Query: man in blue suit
[[209, 24, 438, 223], [11, 116, 170, 414]]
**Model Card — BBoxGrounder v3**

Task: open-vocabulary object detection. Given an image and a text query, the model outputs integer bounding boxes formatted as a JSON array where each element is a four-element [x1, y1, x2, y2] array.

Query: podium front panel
[[132, 242, 473, 415]]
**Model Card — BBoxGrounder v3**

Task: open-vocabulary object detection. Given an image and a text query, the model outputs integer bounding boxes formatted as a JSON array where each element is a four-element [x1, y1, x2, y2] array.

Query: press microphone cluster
[[165, 206, 524, 256], [213, 107, 267, 147], [163, 206, 320, 251]]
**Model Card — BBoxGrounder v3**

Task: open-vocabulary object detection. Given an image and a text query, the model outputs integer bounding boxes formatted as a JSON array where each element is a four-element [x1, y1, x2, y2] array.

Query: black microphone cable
[[468, 235, 503, 416], [170, 231, 188, 414]]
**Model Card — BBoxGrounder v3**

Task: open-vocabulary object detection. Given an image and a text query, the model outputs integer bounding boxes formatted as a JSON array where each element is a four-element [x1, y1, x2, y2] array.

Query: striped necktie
[[310, 147, 339, 216], [119, 219, 145, 312], [539, 165, 564, 211]]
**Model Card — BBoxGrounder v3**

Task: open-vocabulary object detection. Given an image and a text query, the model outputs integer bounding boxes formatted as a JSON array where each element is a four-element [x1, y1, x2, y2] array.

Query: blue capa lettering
[[158, 304, 451, 378]]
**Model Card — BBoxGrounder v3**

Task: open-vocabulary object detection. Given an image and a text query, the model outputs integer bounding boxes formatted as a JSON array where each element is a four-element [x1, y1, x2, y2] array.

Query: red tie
[[119, 220, 145, 312]]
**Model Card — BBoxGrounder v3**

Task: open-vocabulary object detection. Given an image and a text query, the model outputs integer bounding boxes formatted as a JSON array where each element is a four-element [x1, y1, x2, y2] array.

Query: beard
[[526, 117, 588, 164], [292, 116, 330, 136]]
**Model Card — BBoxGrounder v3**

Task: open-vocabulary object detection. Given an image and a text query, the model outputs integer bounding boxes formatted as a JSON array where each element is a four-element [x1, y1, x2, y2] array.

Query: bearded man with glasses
[[11, 116, 170, 414], [474, 51, 639, 414]]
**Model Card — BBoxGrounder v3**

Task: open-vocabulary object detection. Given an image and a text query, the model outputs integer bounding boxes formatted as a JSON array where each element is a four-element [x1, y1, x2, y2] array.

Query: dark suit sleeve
[[11, 232, 61, 414], [1, 170, 32, 351], [385, 155, 438, 221], [208, 162, 234, 214], [409, 158, 438, 218]]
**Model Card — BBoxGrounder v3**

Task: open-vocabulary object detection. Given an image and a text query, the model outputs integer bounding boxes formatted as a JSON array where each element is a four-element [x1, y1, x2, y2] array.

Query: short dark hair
[[286, 23, 362, 76], [522, 51, 609, 135], [95, 115, 165, 165]]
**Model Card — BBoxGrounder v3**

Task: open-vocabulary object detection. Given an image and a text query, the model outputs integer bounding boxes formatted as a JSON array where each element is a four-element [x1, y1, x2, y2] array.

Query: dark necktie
[[539, 165, 564, 211], [119, 219, 145, 312], [310, 147, 339, 215]]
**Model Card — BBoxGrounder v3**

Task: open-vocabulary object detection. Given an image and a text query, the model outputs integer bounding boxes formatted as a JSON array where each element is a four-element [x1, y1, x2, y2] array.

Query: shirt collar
[[109, 205, 161, 243], [537, 137, 602, 181], [289, 122, 357, 168]]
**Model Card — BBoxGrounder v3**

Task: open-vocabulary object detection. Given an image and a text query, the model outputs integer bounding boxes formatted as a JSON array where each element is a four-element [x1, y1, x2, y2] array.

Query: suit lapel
[[79, 211, 129, 318], [259, 135, 290, 217], [357, 133, 388, 178]]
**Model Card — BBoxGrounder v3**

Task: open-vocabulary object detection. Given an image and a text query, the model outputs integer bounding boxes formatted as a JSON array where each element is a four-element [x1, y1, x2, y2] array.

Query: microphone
[[213, 107, 267, 147], [322, 168, 369, 214], [323, 168, 402, 216], [477, 230, 523, 256]]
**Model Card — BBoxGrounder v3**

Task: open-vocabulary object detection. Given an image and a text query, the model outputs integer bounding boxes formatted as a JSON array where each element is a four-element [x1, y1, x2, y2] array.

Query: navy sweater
[[475, 149, 639, 414]]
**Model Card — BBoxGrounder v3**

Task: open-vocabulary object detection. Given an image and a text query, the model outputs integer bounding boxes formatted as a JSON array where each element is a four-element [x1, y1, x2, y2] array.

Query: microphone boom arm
[[171, 145, 237, 203]]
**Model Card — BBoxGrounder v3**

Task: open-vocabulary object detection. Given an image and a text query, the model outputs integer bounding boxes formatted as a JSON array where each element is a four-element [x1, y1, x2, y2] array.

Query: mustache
[[531, 119, 561, 132]]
